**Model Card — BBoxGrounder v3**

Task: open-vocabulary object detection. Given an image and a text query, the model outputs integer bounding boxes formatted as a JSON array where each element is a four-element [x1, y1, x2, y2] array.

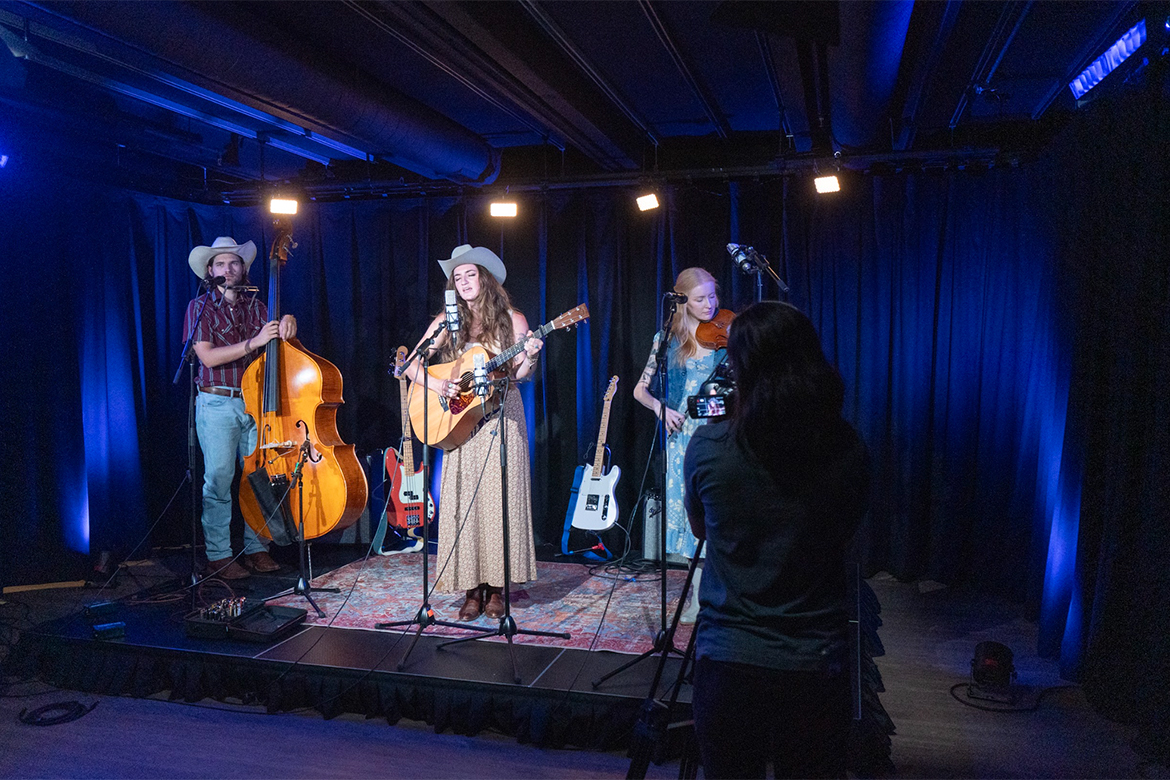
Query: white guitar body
[[570, 465, 621, 532]]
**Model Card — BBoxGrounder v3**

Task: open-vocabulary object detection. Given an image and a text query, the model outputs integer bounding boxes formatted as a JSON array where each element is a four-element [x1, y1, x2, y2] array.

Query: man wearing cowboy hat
[[183, 236, 297, 580]]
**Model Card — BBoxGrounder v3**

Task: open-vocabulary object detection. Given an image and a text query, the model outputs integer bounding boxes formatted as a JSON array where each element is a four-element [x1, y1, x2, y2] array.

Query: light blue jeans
[[195, 392, 268, 561]]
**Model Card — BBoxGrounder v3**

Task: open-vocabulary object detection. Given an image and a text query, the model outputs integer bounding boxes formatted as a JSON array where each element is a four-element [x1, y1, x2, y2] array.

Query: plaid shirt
[[183, 292, 269, 388]]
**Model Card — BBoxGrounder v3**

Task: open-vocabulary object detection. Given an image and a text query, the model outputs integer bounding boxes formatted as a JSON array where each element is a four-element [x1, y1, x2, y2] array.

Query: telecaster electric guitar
[[570, 376, 621, 532], [408, 304, 590, 450], [385, 346, 435, 530]]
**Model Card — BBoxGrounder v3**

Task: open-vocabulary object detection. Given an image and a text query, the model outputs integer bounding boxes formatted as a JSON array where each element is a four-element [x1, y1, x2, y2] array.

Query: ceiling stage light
[[269, 197, 298, 215], [1068, 19, 1147, 101], [636, 193, 659, 211], [490, 201, 517, 218], [814, 175, 840, 194]]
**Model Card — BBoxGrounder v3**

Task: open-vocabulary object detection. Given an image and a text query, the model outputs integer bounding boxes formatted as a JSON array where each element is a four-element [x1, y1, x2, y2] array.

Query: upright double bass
[[239, 225, 367, 543]]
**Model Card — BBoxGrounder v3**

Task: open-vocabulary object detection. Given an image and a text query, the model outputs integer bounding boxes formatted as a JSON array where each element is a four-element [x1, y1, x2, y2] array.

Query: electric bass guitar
[[385, 346, 435, 531], [569, 375, 621, 531], [408, 304, 590, 450]]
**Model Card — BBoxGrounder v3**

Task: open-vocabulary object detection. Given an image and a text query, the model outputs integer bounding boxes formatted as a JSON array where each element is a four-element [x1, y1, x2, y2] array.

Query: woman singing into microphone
[[632, 267, 724, 623], [399, 245, 543, 621]]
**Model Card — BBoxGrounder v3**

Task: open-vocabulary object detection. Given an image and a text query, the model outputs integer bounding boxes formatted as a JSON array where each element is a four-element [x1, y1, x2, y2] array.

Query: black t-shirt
[[684, 418, 870, 672]]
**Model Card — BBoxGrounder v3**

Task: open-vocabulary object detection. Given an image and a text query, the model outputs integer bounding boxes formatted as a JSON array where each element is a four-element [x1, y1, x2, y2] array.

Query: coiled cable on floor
[[18, 700, 98, 726]]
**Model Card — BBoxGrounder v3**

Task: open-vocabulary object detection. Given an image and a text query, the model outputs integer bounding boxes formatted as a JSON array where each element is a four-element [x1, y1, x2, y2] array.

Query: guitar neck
[[591, 397, 614, 477], [484, 321, 555, 373], [590, 377, 619, 477], [399, 376, 415, 472]]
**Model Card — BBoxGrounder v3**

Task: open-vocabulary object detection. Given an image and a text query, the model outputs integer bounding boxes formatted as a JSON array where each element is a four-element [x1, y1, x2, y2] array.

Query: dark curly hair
[[727, 301, 848, 486]]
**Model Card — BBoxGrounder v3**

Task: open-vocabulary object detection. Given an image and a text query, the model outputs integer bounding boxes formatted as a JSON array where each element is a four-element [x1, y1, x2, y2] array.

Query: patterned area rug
[[270, 554, 694, 655]]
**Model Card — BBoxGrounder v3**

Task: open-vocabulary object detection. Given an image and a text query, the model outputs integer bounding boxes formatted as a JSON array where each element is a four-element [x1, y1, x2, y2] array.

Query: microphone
[[444, 289, 461, 333], [473, 352, 490, 397], [727, 243, 758, 273], [203, 275, 227, 288], [664, 291, 688, 304]]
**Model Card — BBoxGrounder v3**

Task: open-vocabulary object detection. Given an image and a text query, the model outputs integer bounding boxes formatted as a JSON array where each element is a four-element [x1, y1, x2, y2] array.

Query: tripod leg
[[299, 585, 325, 619]]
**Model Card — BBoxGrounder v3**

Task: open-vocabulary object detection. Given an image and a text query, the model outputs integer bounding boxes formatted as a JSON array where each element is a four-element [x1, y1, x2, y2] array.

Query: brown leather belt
[[199, 386, 243, 398]]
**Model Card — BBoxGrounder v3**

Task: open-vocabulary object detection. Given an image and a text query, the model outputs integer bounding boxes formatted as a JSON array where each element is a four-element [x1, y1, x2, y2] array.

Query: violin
[[695, 308, 736, 350]]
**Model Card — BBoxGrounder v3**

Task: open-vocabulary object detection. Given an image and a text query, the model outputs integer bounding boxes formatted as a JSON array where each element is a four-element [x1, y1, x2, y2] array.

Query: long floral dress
[[641, 333, 719, 559], [433, 344, 537, 592]]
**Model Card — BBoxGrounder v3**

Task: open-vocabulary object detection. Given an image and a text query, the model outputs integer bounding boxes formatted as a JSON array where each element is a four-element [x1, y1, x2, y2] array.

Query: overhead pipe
[[949, 1, 1033, 130], [828, 0, 914, 150], [39, 1, 499, 183]]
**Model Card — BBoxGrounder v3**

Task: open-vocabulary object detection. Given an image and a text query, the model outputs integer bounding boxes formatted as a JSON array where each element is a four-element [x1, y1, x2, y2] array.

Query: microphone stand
[[749, 249, 789, 294], [263, 440, 339, 617], [437, 375, 571, 684], [626, 541, 704, 780], [376, 318, 493, 668], [172, 284, 218, 613], [594, 296, 685, 688], [742, 247, 790, 297]]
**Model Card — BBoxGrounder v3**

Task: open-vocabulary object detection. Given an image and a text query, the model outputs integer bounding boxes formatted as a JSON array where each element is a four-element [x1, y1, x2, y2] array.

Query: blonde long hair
[[668, 267, 718, 365], [442, 265, 516, 361]]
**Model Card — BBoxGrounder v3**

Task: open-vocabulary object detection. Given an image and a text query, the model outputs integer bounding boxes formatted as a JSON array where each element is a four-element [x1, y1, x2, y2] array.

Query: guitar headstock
[[551, 304, 590, 331], [393, 346, 408, 379], [604, 375, 619, 402]]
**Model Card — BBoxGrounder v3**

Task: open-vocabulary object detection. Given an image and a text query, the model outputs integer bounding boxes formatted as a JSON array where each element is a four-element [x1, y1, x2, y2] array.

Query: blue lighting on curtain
[[1069, 19, 1147, 100], [60, 472, 90, 554]]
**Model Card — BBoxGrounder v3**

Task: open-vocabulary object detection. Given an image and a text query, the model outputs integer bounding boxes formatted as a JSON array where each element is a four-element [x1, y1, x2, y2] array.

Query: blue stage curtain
[[6, 97, 1167, 759], [0, 170, 1075, 604], [1032, 80, 1170, 761]]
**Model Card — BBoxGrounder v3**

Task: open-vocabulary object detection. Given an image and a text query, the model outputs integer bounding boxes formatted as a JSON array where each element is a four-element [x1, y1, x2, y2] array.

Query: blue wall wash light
[[1069, 19, 1147, 100], [0, 154, 8, 168]]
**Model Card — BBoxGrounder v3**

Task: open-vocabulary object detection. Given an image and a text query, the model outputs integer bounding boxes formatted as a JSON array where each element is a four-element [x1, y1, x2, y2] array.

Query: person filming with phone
[[684, 301, 871, 779]]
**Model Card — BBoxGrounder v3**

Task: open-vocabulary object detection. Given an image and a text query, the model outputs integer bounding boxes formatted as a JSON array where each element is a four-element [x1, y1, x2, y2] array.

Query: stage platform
[[5, 548, 695, 754]]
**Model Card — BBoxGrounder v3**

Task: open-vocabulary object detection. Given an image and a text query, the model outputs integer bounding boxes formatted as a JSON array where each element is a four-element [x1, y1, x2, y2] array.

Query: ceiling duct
[[40, 1, 499, 183]]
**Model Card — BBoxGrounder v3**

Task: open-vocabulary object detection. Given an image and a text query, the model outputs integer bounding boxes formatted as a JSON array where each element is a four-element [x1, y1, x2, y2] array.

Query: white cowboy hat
[[437, 244, 506, 285], [188, 236, 257, 279]]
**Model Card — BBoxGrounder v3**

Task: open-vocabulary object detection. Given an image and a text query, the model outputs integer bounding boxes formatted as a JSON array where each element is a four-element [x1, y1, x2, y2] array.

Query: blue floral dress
[[641, 333, 721, 559]]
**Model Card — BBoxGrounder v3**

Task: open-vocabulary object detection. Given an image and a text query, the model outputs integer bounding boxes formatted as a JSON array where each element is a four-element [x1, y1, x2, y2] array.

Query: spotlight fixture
[[269, 197, 298, 215], [490, 201, 518, 218], [636, 193, 659, 211], [814, 175, 840, 194], [0, 154, 8, 168]]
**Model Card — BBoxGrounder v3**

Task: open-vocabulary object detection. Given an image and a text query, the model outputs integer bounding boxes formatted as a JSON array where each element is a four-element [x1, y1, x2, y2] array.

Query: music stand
[[438, 376, 570, 684], [375, 320, 493, 668], [594, 296, 686, 688]]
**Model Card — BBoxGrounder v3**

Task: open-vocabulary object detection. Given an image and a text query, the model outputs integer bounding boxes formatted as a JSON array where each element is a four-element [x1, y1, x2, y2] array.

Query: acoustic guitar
[[408, 304, 589, 450]]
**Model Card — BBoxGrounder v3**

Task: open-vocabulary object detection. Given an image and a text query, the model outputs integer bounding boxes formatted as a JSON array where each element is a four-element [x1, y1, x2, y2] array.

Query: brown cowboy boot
[[457, 585, 484, 621], [483, 585, 505, 619]]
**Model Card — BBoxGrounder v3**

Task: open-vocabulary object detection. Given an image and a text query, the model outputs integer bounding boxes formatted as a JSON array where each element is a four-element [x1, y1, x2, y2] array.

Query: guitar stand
[[264, 441, 339, 618], [375, 332, 493, 668], [558, 537, 613, 560], [437, 377, 570, 684]]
